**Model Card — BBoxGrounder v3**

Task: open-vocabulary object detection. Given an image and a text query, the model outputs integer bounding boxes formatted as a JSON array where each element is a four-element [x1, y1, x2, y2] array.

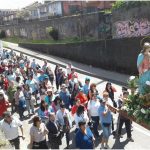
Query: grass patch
[[2, 37, 97, 45]]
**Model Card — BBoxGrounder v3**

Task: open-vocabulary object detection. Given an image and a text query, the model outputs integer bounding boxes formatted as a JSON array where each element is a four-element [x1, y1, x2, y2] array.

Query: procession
[[0, 39, 149, 149]]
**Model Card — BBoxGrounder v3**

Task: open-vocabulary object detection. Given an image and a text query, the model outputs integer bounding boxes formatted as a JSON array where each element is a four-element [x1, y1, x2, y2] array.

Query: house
[[62, 1, 114, 15]]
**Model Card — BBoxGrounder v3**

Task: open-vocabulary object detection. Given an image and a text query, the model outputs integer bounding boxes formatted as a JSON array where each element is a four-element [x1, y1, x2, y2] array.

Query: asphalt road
[[3, 42, 150, 150]]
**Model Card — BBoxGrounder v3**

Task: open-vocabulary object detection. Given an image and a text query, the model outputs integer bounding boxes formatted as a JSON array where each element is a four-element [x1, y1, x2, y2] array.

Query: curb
[[5, 46, 128, 86]]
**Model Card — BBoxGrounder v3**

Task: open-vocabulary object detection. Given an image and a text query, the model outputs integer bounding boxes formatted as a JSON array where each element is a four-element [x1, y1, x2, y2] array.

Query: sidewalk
[[4, 41, 130, 86]]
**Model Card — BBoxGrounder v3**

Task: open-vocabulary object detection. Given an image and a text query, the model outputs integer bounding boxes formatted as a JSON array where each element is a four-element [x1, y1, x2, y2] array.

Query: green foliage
[[46, 26, 59, 41], [0, 30, 6, 39], [112, 1, 150, 10]]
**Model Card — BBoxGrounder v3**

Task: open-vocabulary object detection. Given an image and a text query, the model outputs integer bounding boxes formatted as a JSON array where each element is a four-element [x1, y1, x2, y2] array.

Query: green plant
[[46, 26, 59, 41], [0, 30, 6, 39], [112, 1, 150, 11]]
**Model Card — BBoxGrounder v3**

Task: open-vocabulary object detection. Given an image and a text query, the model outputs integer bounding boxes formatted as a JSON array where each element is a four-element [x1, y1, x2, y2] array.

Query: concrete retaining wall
[[19, 37, 149, 75]]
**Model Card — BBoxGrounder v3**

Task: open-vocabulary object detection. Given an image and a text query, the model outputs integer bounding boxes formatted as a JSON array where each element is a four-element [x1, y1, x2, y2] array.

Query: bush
[[0, 30, 6, 39], [46, 26, 59, 40], [112, 1, 150, 10]]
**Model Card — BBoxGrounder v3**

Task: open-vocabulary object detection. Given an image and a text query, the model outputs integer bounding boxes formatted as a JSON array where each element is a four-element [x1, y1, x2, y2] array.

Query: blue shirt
[[98, 104, 112, 124], [44, 96, 52, 106], [59, 91, 70, 105], [75, 127, 94, 149], [82, 84, 89, 95], [38, 74, 49, 82], [38, 108, 46, 119]]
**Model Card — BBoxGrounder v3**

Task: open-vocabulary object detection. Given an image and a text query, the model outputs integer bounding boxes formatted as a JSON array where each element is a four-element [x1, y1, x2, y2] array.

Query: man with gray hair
[[46, 112, 62, 149]]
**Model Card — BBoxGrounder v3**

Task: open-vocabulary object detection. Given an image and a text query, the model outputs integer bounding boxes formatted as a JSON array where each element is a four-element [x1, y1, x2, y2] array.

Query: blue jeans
[[91, 116, 99, 136], [101, 123, 111, 140]]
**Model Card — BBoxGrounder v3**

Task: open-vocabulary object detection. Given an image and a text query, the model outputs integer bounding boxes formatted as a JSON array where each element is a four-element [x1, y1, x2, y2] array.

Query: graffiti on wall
[[115, 19, 150, 38]]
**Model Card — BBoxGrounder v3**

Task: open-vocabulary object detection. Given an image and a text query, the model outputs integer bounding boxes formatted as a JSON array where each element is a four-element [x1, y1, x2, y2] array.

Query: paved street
[[3, 41, 150, 150]]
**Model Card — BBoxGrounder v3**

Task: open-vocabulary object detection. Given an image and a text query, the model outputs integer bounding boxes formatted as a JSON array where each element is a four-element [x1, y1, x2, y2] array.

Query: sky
[[0, 0, 43, 9]]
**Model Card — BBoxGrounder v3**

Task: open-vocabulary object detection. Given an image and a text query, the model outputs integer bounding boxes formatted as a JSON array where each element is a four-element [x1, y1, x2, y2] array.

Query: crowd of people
[[0, 49, 134, 149]]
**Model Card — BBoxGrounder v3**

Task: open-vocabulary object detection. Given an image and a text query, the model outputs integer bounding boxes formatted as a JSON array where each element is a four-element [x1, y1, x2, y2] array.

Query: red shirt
[[75, 93, 88, 105], [71, 105, 87, 115], [3, 78, 9, 91], [68, 72, 78, 80], [0, 99, 9, 117]]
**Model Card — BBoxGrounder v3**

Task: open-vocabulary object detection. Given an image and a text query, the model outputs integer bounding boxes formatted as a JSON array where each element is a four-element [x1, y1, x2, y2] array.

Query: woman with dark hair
[[104, 82, 117, 107], [88, 83, 99, 100], [71, 83, 80, 106], [29, 116, 48, 149], [74, 105, 89, 132], [38, 101, 48, 123], [51, 96, 62, 113], [54, 64, 60, 91], [45, 66, 54, 86]]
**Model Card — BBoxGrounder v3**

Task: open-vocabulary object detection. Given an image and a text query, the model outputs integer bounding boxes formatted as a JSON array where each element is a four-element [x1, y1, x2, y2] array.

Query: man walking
[[0, 111, 25, 149]]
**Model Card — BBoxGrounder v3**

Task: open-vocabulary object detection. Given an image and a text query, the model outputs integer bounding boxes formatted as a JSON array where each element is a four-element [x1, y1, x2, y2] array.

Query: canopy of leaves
[[112, 1, 150, 11]]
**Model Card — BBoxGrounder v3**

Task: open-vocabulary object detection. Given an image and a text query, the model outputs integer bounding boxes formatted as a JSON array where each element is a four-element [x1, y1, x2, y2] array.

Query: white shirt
[[88, 99, 100, 116], [30, 123, 48, 143], [74, 111, 89, 128], [0, 117, 22, 140], [107, 98, 113, 107]]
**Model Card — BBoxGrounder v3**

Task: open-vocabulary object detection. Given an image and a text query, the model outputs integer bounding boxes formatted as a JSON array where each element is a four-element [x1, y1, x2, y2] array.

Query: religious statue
[[137, 42, 150, 94]]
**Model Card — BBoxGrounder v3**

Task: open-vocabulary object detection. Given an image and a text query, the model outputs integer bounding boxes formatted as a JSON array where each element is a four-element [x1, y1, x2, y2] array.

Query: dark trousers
[[112, 116, 114, 131], [9, 136, 20, 149], [66, 131, 70, 146], [18, 107, 25, 119], [91, 116, 99, 137], [118, 117, 131, 138], [32, 140, 48, 149], [51, 142, 59, 149], [56, 80, 59, 90]]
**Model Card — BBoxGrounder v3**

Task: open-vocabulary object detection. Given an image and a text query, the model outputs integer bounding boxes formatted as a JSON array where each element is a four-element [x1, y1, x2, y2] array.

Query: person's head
[[3, 111, 12, 123], [74, 83, 79, 90], [141, 42, 150, 57], [44, 60, 47, 65], [76, 105, 85, 116], [40, 100, 46, 111], [49, 113, 55, 122], [122, 86, 128, 93], [103, 92, 109, 100], [64, 78, 69, 84], [123, 91, 129, 99], [91, 92, 97, 100], [75, 99, 81, 106], [90, 83, 96, 90], [78, 121, 86, 131], [68, 63, 72, 68], [47, 89, 53, 96], [106, 82, 112, 90], [60, 103, 65, 113], [16, 76, 21, 83], [61, 84, 67, 91], [29, 74, 33, 80], [71, 68, 75, 74], [33, 116, 41, 127], [17, 86, 22, 92], [54, 96, 62, 105], [85, 77, 90, 84]]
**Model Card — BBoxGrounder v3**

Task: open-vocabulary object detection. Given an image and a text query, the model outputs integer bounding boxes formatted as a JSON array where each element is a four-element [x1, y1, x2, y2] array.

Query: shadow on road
[[112, 138, 129, 149]]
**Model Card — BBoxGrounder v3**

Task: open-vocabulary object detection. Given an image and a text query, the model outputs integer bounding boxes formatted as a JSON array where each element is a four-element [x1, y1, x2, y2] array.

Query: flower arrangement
[[124, 76, 150, 129]]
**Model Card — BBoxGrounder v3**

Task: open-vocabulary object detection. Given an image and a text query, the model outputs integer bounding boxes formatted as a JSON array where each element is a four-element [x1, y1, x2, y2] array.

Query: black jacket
[[46, 120, 62, 145]]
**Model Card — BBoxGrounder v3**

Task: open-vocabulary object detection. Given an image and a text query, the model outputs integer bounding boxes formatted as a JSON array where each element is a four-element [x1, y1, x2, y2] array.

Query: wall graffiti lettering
[[115, 19, 150, 38]]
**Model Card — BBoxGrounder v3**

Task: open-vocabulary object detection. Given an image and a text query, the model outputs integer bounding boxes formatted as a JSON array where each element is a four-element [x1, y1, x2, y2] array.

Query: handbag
[[103, 123, 111, 127]]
